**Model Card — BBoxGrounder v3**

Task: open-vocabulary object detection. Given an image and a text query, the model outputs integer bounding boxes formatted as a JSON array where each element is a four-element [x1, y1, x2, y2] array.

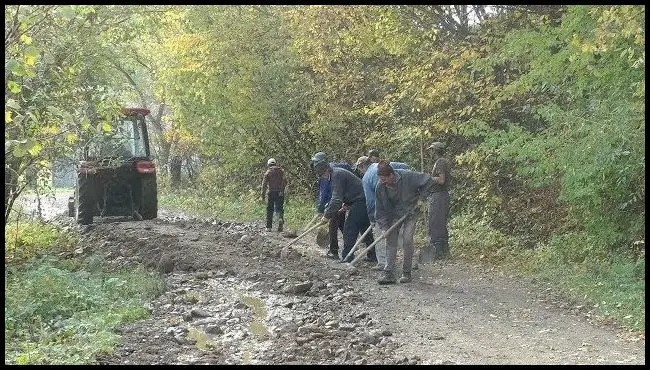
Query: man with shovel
[[310, 152, 355, 259], [355, 155, 409, 271], [375, 161, 436, 284], [312, 155, 375, 263]]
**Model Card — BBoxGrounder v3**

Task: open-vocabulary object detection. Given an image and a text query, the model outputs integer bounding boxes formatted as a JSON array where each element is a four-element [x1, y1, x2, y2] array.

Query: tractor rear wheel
[[140, 174, 158, 220], [76, 176, 94, 225]]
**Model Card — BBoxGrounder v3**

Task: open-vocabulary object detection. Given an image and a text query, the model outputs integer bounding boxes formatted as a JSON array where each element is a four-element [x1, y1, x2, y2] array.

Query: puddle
[[241, 294, 270, 340], [187, 327, 216, 351]]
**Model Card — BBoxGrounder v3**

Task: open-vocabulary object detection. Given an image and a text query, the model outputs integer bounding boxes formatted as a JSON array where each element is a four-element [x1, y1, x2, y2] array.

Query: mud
[[16, 192, 646, 364]]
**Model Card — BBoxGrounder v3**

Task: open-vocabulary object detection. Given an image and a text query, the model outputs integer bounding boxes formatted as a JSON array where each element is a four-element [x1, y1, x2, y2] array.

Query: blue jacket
[[362, 161, 409, 222], [316, 162, 353, 213]]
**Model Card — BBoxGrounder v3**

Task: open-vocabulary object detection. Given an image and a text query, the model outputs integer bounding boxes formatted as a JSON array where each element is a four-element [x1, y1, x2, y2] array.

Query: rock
[[191, 308, 212, 318], [325, 320, 339, 328], [194, 271, 209, 280], [361, 332, 380, 345], [381, 329, 393, 336], [239, 234, 252, 244], [157, 254, 175, 274], [283, 281, 313, 294], [205, 324, 224, 335], [233, 301, 248, 309], [282, 230, 298, 238], [295, 336, 310, 345]]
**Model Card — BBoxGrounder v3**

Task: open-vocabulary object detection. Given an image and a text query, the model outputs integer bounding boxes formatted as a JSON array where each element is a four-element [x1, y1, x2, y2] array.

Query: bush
[[5, 221, 77, 264], [5, 255, 166, 364]]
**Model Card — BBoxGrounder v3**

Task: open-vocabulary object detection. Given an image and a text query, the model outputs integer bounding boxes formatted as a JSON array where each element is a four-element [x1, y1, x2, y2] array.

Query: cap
[[367, 149, 380, 158], [267, 158, 276, 166], [313, 160, 330, 176], [427, 142, 445, 151], [355, 156, 370, 169], [311, 152, 327, 162]]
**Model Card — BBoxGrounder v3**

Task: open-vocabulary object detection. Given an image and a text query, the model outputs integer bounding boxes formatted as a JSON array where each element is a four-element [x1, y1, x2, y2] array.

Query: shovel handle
[[302, 214, 320, 233], [287, 219, 327, 247], [342, 224, 374, 262], [349, 213, 409, 267]]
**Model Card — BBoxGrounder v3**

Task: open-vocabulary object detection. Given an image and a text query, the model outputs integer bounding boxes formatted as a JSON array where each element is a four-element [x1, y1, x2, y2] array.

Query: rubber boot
[[378, 270, 396, 285], [277, 218, 284, 232], [399, 271, 412, 283]]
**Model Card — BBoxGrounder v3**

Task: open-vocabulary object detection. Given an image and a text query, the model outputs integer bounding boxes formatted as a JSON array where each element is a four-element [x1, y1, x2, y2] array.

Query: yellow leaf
[[25, 55, 36, 66], [66, 133, 78, 144], [5, 111, 13, 123], [20, 34, 33, 45], [101, 122, 112, 133]]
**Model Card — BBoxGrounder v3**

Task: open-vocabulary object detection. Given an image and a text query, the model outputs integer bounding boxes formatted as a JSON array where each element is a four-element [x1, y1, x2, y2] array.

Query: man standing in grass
[[261, 158, 287, 232], [423, 141, 452, 262]]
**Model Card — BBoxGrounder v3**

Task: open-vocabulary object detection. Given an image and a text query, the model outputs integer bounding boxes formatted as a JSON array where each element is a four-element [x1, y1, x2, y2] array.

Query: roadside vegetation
[[4, 216, 166, 364]]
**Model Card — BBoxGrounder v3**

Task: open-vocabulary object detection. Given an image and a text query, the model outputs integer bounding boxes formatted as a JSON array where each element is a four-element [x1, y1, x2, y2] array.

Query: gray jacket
[[375, 169, 435, 231], [324, 167, 365, 218]]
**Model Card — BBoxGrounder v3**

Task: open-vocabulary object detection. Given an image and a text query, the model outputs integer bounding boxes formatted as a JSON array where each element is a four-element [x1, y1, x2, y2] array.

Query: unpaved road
[[16, 192, 646, 364]]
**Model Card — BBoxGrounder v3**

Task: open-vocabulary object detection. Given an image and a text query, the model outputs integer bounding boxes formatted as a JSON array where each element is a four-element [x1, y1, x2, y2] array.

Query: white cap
[[267, 158, 276, 166]]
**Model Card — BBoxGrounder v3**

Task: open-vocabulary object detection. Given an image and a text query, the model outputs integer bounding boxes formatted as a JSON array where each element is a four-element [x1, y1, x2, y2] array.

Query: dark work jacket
[[316, 162, 355, 213], [323, 167, 365, 218]]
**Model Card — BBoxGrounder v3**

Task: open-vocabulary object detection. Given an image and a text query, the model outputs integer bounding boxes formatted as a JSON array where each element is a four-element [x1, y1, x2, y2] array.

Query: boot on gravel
[[265, 227, 272, 232], [277, 219, 284, 232], [399, 271, 412, 283], [378, 270, 396, 285]]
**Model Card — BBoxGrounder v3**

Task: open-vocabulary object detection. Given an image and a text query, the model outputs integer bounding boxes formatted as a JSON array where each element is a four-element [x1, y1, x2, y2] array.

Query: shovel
[[342, 224, 374, 263], [348, 213, 409, 268], [302, 214, 320, 233], [286, 219, 328, 247]]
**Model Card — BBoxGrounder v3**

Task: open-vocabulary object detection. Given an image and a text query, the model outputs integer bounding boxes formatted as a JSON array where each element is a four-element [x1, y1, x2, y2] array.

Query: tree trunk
[[170, 155, 182, 189]]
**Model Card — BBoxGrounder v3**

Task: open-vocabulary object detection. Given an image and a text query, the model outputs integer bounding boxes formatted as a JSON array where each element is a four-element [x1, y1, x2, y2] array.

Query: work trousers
[[384, 214, 419, 273], [265, 190, 285, 230], [341, 200, 374, 262], [328, 209, 346, 255], [428, 191, 450, 244]]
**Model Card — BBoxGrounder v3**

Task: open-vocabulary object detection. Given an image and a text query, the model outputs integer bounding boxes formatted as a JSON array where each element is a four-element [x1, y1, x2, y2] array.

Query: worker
[[375, 161, 435, 284], [261, 158, 287, 232], [312, 154, 375, 263], [422, 141, 452, 262], [310, 152, 355, 259], [355, 155, 409, 271]]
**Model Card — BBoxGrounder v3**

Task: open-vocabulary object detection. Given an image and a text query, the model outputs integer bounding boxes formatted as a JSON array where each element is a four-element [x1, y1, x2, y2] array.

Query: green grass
[[4, 220, 166, 364], [5, 255, 166, 364], [159, 188, 315, 231]]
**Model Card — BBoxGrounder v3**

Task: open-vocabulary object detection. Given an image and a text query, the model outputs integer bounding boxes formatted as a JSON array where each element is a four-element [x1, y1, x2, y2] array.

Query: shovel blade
[[315, 226, 330, 248], [418, 243, 437, 264]]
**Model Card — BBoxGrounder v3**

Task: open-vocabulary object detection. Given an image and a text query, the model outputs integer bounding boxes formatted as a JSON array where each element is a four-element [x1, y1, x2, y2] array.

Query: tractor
[[68, 107, 157, 224]]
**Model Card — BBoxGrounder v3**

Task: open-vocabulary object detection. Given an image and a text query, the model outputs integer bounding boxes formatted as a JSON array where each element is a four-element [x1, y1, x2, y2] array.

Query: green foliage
[[159, 185, 316, 232], [5, 220, 78, 264], [5, 255, 165, 364]]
